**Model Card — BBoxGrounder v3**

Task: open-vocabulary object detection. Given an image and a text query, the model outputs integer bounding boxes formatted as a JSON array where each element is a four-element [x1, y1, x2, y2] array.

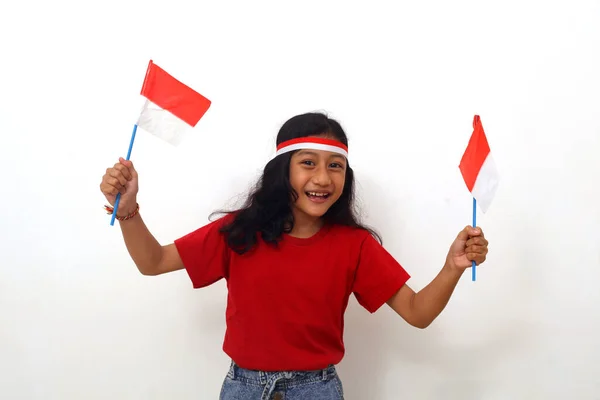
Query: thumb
[[457, 225, 480, 241], [119, 157, 138, 176]]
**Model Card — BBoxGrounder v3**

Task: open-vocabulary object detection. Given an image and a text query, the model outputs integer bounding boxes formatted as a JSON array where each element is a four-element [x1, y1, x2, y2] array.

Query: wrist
[[117, 204, 138, 217], [443, 258, 465, 278], [104, 202, 140, 221]]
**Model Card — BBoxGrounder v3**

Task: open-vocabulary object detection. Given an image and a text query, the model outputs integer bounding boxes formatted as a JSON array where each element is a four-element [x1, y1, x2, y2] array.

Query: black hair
[[213, 111, 381, 254]]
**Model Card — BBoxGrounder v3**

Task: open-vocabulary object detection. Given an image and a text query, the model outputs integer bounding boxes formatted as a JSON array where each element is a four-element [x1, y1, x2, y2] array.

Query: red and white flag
[[459, 115, 499, 213], [137, 60, 211, 145]]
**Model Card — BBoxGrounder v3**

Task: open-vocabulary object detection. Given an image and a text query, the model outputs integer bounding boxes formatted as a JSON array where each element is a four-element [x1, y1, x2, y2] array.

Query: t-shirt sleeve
[[173, 214, 232, 289], [352, 233, 411, 313]]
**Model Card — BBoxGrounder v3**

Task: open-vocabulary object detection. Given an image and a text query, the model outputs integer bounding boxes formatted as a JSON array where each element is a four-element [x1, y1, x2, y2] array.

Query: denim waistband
[[226, 361, 338, 399]]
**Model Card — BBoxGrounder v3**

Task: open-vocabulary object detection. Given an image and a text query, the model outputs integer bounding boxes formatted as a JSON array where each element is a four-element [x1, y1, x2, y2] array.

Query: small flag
[[109, 60, 211, 226], [459, 115, 499, 213], [459, 115, 499, 280], [137, 60, 212, 145]]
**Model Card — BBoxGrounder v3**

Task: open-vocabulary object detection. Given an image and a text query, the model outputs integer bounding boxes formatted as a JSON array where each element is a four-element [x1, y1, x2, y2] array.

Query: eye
[[301, 160, 315, 166], [329, 162, 344, 169]]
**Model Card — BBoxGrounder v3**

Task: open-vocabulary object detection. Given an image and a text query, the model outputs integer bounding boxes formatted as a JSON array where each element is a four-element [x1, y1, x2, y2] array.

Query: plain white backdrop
[[1, 0, 599, 399]]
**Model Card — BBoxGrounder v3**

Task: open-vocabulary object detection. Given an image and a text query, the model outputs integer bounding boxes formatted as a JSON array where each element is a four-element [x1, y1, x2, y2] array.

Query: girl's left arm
[[386, 226, 488, 329]]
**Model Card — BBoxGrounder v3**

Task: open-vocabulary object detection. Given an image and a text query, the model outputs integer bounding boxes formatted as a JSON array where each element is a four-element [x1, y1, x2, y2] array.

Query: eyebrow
[[297, 150, 346, 162]]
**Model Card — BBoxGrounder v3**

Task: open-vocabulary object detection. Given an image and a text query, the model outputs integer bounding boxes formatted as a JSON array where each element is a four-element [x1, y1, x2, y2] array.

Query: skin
[[99, 157, 182, 276], [287, 148, 347, 238], [286, 147, 489, 329], [386, 226, 488, 328], [99, 147, 489, 329]]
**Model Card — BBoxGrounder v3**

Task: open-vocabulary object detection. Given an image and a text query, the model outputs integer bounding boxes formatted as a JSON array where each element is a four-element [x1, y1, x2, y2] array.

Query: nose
[[311, 165, 332, 186]]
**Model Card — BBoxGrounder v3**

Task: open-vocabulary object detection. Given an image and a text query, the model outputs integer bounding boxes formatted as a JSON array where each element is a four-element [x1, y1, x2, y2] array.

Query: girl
[[99, 112, 489, 400]]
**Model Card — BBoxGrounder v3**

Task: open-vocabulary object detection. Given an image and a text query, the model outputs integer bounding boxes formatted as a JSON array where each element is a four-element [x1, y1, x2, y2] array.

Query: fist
[[446, 226, 489, 271], [99, 157, 139, 215]]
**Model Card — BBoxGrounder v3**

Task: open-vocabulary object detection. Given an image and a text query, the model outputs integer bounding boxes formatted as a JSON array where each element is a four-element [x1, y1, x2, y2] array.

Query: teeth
[[308, 192, 328, 197]]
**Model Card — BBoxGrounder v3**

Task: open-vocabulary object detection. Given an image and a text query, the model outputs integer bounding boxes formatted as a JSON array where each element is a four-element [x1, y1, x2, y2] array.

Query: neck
[[288, 210, 324, 238]]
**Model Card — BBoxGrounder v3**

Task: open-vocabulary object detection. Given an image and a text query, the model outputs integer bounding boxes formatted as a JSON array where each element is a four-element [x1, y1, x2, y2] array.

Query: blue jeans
[[219, 361, 345, 400]]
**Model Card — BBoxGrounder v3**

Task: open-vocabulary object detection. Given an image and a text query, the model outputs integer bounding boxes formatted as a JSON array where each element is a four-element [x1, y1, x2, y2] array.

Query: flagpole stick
[[472, 197, 477, 281], [110, 124, 138, 226]]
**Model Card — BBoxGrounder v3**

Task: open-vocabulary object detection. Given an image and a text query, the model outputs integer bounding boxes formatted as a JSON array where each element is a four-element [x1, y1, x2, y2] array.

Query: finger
[[470, 226, 482, 236], [104, 175, 127, 193], [106, 168, 127, 187], [456, 226, 472, 241], [100, 181, 120, 196], [466, 244, 487, 255], [457, 225, 481, 241], [113, 162, 132, 180], [466, 236, 488, 247], [477, 227, 485, 238], [119, 157, 137, 177], [466, 252, 487, 265]]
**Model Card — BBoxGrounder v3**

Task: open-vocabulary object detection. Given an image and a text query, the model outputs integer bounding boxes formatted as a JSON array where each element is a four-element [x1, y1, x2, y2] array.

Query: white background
[[1, 0, 599, 399]]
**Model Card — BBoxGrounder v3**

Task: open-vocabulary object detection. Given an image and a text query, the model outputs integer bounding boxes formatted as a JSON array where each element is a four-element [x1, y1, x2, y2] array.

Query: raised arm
[[99, 158, 184, 276], [118, 216, 184, 276]]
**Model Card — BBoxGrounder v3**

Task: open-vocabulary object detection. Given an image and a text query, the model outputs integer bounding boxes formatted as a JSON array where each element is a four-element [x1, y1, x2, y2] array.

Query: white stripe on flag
[[136, 99, 191, 146], [471, 152, 500, 213]]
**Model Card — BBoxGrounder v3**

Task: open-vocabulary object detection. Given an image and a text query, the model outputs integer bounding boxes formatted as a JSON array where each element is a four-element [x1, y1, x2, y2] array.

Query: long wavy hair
[[214, 112, 381, 254]]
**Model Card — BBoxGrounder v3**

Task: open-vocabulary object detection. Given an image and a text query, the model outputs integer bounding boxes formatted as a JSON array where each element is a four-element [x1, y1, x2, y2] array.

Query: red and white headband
[[275, 137, 349, 159]]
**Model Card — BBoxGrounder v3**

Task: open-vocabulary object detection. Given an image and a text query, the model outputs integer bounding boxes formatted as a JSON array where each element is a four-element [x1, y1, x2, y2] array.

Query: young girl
[[99, 112, 489, 400]]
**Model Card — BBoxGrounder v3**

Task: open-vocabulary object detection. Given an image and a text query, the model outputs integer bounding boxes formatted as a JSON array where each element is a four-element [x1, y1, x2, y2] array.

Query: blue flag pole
[[472, 197, 477, 281], [110, 124, 138, 226]]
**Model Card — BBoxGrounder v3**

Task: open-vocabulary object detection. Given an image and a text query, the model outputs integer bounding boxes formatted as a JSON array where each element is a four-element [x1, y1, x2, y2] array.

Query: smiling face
[[288, 145, 347, 225]]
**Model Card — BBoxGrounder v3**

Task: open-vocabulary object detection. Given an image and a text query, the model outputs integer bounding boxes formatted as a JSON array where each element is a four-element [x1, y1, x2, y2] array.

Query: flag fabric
[[109, 60, 211, 226], [459, 115, 499, 213], [136, 60, 211, 145]]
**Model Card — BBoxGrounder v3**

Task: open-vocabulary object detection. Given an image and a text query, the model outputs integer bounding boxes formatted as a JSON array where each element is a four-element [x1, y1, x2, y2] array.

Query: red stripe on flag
[[140, 60, 211, 127], [276, 137, 348, 152], [459, 115, 491, 191]]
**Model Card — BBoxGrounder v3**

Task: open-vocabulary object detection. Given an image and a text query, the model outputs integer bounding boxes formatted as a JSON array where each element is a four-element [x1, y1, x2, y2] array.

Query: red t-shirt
[[174, 214, 410, 371]]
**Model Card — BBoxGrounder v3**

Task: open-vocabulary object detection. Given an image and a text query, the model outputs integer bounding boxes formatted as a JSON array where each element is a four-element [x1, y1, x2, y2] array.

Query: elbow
[[137, 264, 160, 276], [412, 320, 431, 329], [410, 321, 433, 329], [395, 311, 432, 329], [390, 294, 433, 329], [406, 295, 432, 329], [409, 316, 433, 329], [140, 269, 155, 276]]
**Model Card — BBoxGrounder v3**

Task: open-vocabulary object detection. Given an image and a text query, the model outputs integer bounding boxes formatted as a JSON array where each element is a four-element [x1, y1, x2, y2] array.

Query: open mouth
[[306, 191, 330, 201]]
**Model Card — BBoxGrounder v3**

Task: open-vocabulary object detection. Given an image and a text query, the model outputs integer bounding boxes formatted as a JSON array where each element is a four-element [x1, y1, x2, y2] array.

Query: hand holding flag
[[100, 157, 139, 218], [446, 225, 489, 272], [108, 60, 212, 226], [458, 115, 499, 280]]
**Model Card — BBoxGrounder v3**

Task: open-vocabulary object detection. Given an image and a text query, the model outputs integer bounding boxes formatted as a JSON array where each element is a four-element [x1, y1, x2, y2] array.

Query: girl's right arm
[[100, 158, 184, 276], [118, 215, 184, 276]]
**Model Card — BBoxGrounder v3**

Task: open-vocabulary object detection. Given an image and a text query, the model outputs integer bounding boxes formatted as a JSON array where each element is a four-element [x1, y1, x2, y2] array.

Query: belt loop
[[259, 371, 267, 385], [322, 367, 327, 381], [228, 361, 236, 379]]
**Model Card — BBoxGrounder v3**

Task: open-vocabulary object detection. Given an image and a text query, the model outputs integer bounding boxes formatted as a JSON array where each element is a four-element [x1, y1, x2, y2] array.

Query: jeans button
[[273, 393, 283, 400]]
